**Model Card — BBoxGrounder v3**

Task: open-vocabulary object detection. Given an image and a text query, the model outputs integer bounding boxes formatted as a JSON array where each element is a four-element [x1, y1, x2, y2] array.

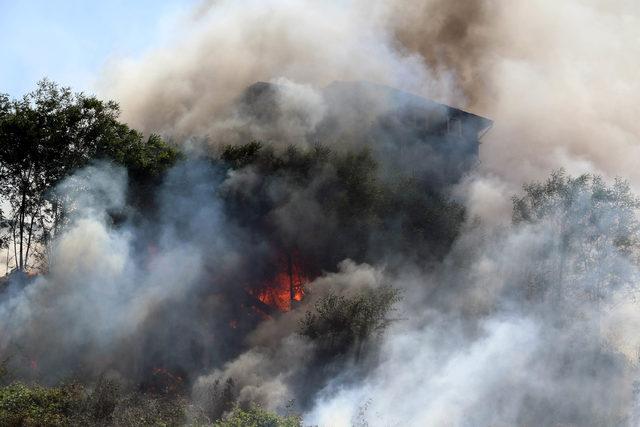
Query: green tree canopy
[[512, 170, 640, 304], [299, 286, 401, 360], [0, 80, 180, 272]]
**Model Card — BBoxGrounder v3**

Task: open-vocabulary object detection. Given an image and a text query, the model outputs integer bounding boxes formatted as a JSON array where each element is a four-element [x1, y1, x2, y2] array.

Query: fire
[[254, 252, 308, 311]]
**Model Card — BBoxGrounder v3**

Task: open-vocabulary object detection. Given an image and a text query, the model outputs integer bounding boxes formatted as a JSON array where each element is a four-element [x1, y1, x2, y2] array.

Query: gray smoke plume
[[386, 0, 640, 186], [101, 0, 640, 188], [304, 221, 640, 425], [2, 1, 640, 426], [99, 0, 458, 145], [2, 155, 639, 425], [0, 161, 239, 382]]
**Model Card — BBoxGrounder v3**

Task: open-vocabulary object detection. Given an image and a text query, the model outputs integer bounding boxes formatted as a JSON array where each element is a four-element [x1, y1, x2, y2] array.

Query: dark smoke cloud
[[388, 0, 495, 106]]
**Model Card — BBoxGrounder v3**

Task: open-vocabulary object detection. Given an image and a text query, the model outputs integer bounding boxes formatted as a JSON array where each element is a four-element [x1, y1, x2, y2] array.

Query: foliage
[[204, 377, 237, 423], [385, 176, 465, 258], [221, 141, 263, 169], [220, 142, 465, 264], [330, 148, 383, 226], [0, 379, 300, 427], [82, 376, 121, 423], [0, 80, 180, 271], [512, 169, 640, 303], [299, 286, 401, 359], [0, 382, 82, 426], [75, 376, 187, 426], [213, 404, 302, 427], [0, 358, 8, 383], [108, 394, 186, 427], [0, 379, 192, 427]]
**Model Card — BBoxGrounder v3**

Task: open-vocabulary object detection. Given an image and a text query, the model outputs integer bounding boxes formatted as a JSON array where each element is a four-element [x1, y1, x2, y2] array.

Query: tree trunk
[[556, 220, 567, 310], [17, 168, 33, 271], [5, 243, 10, 275], [287, 251, 295, 303], [12, 219, 18, 272], [24, 213, 36, 270], [18, 198, 24, 270]]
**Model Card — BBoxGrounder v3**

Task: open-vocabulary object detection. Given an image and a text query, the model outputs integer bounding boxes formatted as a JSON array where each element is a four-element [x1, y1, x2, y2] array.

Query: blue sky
[[0, 0, 198, 97]]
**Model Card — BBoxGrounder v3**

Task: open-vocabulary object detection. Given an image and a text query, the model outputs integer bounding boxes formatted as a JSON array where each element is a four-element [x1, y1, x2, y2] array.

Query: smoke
[[0, 161, 239, 381], [101, 0, 640, 189], [304, 222, 638, 426], [192, 260, 387, 412], [387, 0, 640, 186], [100, 0, 456, 143], [2, 0, 640, 425], [1, 153, 639, 424]]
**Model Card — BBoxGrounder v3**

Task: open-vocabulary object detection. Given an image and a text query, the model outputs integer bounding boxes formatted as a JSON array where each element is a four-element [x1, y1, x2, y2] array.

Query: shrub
[[299, 286, 401, 360], [0, 358, 8, 383], [109, 394, 187, 427], [80, 376, 122, 424], [221, 141, 263, 169], [0, 379, 190, 426], [0, 382, 82, 426], [214, 404, 301, 427], [204, 377, 237, 423]]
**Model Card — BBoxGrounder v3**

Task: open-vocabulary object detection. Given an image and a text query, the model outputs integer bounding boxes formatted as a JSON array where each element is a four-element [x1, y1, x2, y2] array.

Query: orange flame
[[255, 252, 308, 311]]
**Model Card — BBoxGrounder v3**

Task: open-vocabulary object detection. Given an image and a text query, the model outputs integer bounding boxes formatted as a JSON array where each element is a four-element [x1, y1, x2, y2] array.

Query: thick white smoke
[[102, 0, 640, 189], [0, 161, 235, 381], [99, 0, 457, 142], [303, 222, 640, 425]]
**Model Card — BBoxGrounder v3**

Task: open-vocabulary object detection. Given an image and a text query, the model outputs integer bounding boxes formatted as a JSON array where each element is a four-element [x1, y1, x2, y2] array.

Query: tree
[[299, 286, 401, 360], [220, 142, 466, 270], [221, 141, 263, 169], [0, 80, 180, 272], [512, 170, 640, 306]]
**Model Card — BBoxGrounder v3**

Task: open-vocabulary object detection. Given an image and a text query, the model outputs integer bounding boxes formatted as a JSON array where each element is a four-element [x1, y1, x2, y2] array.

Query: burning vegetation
[[0, 79, 484, 424], [253, 252, 308, 312], [1, 68, 640, 425]]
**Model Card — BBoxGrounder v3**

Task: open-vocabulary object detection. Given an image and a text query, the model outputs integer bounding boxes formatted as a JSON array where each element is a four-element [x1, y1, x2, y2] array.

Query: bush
[[0, 358, 8, 383], [219, 142, 465, 266], [78, 376, 121, 424], [0, 379, 191, 426], [109, 394, 186, 427], [0, 382, 82, 426], [214, 404, 301, 427], [299, 286, 401, 360], [204, 377, 237, 423], [221, 141, 263, 169], [512, 170, 640, 302]]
